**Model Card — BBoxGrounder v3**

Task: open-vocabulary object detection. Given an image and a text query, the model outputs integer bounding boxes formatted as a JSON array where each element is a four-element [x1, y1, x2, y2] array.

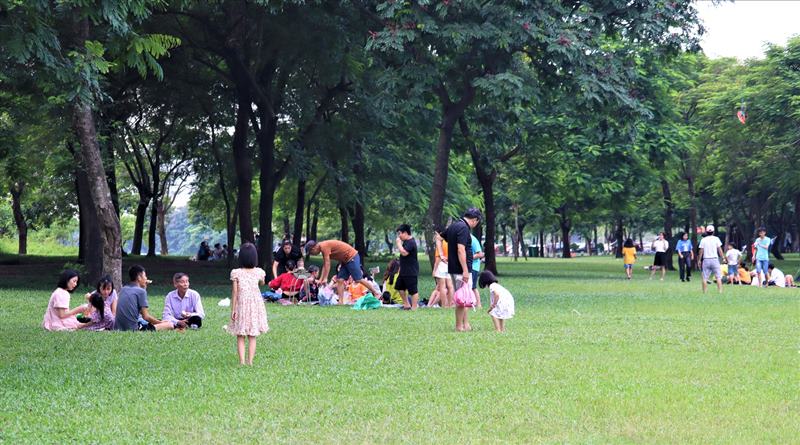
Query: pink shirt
[[42, 288, 81, 331]]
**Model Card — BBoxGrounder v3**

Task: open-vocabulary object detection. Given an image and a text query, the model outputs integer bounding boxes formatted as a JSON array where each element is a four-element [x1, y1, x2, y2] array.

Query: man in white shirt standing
[[698, 225, 726, 294]]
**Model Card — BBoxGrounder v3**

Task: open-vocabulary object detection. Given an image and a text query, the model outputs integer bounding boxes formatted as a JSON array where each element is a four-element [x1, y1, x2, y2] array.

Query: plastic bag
[[453, 276, 476, 308], [352, 294, 381, 310]]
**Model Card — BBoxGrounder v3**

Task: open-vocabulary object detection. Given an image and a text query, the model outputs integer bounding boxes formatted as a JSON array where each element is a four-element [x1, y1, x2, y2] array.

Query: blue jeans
[[756, 259, 769, 276]]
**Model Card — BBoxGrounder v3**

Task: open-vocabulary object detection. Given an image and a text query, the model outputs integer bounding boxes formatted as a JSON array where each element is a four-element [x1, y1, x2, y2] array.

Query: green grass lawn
[[1, 254, 798, 444]]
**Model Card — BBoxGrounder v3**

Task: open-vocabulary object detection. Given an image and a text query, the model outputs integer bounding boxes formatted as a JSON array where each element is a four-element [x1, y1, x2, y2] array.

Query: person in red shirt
[[267, 260, 303, 293]]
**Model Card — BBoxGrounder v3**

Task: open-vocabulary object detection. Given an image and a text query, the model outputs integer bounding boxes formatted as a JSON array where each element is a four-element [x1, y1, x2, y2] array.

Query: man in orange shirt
[[305, 240, 381, 304]]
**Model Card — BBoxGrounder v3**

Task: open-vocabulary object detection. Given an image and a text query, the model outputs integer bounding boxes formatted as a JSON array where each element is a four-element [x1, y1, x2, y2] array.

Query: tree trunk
[[614, 217, 624, 258], [73, 152, 103, 283], [72, 101, 122, 289], [293, 178, 306, 247], [104, 139, 121, 218], [339, 207, 350, 243], [501, 224, 507, 256], [130, 197, 149, 255], [794, 194, 800, 252], [147, 169, 160, 257], [352, 202, 366, 258], [232, 97, 254, 243], [481, 178, 498, 273], [424, 86, 475, 267], [384, 231, 394, 255], [518, 222, 527, 260], [226, 200, 239, 268], [157, 199, 168, 255], [539, 229, 545, 257], [9, 183, 27, 255], [558, 207, 572, 258], [687, 174, 699, 267], [311, 203, 319, 242], [661, 179, 675, 270]]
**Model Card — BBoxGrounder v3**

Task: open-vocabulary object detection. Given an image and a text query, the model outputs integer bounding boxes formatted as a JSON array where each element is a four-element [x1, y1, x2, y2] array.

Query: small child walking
[[622, 238, 637, 280], [479, 271, 515, 332], [227, 243, 270, 365]]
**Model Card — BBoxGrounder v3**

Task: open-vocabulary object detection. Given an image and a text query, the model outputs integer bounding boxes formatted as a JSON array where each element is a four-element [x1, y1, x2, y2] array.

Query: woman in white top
[[650, 232, 669, 281]]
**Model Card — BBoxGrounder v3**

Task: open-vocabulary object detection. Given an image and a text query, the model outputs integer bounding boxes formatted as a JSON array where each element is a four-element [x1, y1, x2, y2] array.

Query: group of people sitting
[[196, 241, 229, 262], [42, 266, 205, 332]]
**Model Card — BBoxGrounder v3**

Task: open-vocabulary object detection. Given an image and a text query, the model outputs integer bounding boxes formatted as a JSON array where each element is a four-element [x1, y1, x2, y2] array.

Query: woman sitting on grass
[[42, 270, 88, 331], [381, 259, 403, 305]]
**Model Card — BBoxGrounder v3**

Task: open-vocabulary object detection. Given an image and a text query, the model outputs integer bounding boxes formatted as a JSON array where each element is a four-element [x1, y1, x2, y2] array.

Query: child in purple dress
[[81, 293, 114, 331]]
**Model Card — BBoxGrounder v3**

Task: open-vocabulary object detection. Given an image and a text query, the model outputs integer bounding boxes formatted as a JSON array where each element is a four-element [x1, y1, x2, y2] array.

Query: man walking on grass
[[698, 225, 726, 294]]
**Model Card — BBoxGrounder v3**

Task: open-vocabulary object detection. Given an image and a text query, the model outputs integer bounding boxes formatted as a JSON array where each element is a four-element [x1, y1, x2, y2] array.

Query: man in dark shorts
[[305, 239, 381, 304], [395, 224, 420, 310], [444, 208, 482, 331], [272, 239, 303, 279]]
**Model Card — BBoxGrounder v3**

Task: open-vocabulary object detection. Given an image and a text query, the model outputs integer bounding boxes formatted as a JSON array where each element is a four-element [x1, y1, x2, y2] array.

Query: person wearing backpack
[[444, 208, 482, 332]]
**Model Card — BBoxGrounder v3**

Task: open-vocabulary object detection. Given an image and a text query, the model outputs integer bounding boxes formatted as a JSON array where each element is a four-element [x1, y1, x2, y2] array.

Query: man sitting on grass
[[767, 263, 795, 288], [162, 273, 205, 329], [115, 265, 172, 331]]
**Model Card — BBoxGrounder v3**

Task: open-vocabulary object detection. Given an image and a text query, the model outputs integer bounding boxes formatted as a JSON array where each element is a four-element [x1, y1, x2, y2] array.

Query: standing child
[[479, 271, 515, 332], [724, 244, 742, 284], [754, 227, 771, 287], [227, 243, 270, 365], [622, 238, 637, 280]]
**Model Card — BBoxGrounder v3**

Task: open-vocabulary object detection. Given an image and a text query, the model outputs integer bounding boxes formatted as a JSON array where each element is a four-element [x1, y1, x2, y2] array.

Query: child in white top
[[478, 271, 515, 332]]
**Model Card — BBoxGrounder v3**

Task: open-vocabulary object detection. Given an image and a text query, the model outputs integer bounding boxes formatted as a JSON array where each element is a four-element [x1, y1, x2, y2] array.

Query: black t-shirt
[[273, 246, 303, 274], [399, 238, 419, 277], [444, 218, 472, 274]]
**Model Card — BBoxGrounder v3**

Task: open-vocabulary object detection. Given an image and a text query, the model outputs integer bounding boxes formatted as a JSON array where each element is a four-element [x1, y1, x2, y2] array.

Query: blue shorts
[[755, 259, 769, 275], [471, 270, 479, 289], [336, 254, 363, 281], [624, 264, 633, 269], [727, 263, 738, 275]]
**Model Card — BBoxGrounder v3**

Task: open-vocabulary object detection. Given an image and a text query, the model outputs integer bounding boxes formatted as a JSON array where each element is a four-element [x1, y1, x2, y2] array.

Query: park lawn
[[0, 255, 798, 444]]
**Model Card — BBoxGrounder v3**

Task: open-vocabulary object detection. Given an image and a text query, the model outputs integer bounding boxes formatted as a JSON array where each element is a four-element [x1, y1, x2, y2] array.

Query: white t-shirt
[[699, 235, 722, 259], [770, 268, 786, 287], [725, 248, 741, 264], [653, 239, 669, 253]]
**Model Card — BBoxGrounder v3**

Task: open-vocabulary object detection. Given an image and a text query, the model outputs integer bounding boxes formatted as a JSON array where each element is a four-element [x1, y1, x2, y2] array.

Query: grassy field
[[1, 253, 798, 444]]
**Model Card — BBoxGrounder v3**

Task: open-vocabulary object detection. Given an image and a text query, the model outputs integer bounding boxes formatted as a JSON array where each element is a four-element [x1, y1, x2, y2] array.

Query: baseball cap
[[705, 224, 715, 232]]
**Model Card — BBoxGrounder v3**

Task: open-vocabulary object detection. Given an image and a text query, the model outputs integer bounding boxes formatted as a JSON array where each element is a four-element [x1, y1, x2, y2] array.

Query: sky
[[696, 0, 800, 60]]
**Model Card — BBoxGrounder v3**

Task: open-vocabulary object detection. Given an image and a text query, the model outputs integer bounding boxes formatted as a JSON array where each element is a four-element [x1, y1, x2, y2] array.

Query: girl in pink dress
[[226, 243, 269, 365]]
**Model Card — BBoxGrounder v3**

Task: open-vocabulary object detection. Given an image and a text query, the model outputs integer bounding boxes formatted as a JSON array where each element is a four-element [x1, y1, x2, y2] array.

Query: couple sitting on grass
[[42, 266, 205, 332]]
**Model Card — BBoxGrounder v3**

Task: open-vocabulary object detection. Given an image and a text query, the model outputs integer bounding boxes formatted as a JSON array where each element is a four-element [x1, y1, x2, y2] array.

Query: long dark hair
[[623, 238, 635, 248], [384, 259, 400, 285], [89, 293, 105, 321], [57, 270, 80, 292]]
